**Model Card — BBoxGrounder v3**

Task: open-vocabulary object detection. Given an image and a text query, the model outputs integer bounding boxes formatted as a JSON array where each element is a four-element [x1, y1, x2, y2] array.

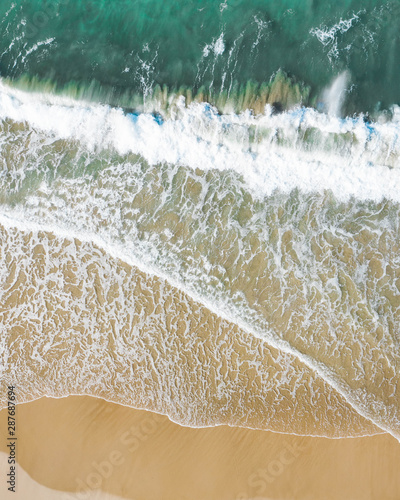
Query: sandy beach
[[0, 395, 399, 500], [2, 2, 400, 499]]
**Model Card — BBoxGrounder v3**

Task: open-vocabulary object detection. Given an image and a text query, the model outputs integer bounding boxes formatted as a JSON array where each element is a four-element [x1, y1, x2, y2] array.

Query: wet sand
[[0, 395, 399, 500], [0, 223, 380, 438]]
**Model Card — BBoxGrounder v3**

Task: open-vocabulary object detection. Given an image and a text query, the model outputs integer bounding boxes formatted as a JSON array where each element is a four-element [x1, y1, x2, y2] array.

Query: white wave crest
[[1, 80, 400, 203]]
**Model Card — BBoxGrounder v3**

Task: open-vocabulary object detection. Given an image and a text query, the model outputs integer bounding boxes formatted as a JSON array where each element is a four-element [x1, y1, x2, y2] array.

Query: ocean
[[1, 0, 400, 443]]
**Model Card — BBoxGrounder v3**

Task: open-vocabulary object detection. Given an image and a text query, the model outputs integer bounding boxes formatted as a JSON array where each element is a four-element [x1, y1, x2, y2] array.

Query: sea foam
[[1, 81, 400, 441], [1, 80, 400, 203]]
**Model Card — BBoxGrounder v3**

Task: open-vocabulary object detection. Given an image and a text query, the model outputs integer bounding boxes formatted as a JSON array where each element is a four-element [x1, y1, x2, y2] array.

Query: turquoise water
[[1, 0, 400, 114]]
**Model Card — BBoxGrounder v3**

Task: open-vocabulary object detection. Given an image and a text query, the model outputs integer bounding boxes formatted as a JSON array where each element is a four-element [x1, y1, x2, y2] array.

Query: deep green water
[[1, 0, 400, 114]]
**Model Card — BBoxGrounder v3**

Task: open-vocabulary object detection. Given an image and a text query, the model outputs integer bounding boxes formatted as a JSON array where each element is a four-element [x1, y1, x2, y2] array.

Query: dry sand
[[0, 453, 124, 500], [0, 395, 399, 500]]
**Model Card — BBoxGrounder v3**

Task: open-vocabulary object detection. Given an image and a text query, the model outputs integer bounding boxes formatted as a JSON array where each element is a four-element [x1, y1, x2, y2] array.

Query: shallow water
[[0, 222, 380, 437], [1, 1, 400, 443], [0, 82, 399, 439]]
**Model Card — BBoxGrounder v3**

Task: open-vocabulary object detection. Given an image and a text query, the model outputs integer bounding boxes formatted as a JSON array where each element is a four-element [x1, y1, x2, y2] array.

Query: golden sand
[[0, 452, 125, 500], [0, 395, 399, 500]]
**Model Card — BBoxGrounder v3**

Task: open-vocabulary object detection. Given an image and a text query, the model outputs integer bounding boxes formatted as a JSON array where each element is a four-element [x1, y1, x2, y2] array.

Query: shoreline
[[4, 393, 384, 440], [0, 221, 383, 439]]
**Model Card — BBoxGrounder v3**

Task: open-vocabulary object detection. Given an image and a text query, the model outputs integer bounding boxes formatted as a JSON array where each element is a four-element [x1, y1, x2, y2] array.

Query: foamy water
[[2, 82, 400, 201], [1, 81, 400, 440], [0, 223, 380, 437]]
